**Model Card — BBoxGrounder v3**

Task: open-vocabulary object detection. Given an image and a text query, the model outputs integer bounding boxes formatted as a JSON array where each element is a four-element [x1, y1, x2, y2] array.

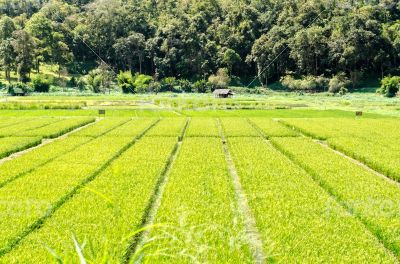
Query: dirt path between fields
[[218, 119, 266, 264]]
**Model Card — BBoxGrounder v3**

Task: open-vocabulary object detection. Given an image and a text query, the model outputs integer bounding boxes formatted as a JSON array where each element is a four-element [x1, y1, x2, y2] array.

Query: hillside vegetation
[[0, 0, 399, 94]]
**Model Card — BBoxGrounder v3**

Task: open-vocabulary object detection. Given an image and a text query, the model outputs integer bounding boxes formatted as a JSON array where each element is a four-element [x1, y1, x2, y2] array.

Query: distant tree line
[[0, 0, 399, 90]]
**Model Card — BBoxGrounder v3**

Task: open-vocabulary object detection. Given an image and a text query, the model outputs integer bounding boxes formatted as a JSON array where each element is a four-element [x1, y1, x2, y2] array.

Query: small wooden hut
[[11, 88, 27, 96], [213, 89, 234, 98]]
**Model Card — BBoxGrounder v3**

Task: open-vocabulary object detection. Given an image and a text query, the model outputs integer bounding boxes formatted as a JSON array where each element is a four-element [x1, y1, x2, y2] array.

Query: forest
[[0, 0, 400, 95]]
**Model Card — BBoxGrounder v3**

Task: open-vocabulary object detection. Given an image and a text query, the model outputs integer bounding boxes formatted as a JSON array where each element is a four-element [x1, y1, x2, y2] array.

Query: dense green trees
[[11, 30, 35, 82], [0, 0, 399, 89]]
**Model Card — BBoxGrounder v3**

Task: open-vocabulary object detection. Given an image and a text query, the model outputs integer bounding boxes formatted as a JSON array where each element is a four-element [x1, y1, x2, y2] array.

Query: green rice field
[[0, 104, 399, 263]]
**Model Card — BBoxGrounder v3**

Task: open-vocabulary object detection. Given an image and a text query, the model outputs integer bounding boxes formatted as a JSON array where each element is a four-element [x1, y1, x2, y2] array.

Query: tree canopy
[[0, 0, 399, 85]]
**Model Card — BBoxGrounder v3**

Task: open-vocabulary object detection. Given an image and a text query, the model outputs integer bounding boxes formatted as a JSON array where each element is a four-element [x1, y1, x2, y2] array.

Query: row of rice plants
[[143, 137, 253, 263], [220, 118, 259, 137], [227, 137, 393, 262], [146, 118, 187, 137], [185, 118, 219, 137], [1, 137, 178, 263], [15, 117, 95, 138], [271, 137, 400, 257], [0, 118, 62, 137], [248, 118, 298, 137], [328, 137, 400, 182], [0, 137, 43, 159]]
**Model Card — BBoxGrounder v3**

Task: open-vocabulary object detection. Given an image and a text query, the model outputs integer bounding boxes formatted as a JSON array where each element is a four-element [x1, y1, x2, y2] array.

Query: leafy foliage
[[31, 75, 50, 92], [281, 75, 329, 91], [0, 0, 399, 90], [378, 76, 400, 97]]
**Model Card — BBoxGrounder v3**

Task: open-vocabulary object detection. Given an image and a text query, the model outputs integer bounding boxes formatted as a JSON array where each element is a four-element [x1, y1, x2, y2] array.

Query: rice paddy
[[0, 108, 398, 263]]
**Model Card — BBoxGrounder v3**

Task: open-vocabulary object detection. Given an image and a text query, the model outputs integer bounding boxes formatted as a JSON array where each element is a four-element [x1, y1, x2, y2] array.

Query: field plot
[[271, 137, 400, 257], [328, 137, 400, 182], [0, 136, 133, 254], [144, 137, 252, 263], [282, 118, 400, 181], [1, 137, 178, 263], [249, 118, 298, 137], [0, 118, 61, 137], [281, 118, 399, 140], [220, 118, 259, 137], [0, 112, 399, 263], [105, 118, 157, 137], [0, 137, 92, 187], [146, 118, 187, 137], [15, 117, 95, 138], [228, 137, 393, 262], [71, 118, 129, 137], [0, 137, 42, 159], [0, 118, 35, 129], [186, 118, 219, 137]]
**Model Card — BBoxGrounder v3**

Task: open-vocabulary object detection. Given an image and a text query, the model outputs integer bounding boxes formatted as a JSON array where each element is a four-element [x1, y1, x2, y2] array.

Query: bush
[[208, 68, 231, 90], [85, 66, 114, 93], [148, 81, 161, 93], [68, 76, 78, 87], [160, 77, 177, 92], [85, 69, 104, 93], [378, 76, 400, 97], [193, 80, 209, 93], [117, 71, 135, 94], [281, 75, 329, 92], [31, 75, 50, 93], [134, 74, 153, 93], [179, 79, 192, 93], [7, 82, 32, 96], [329, 73, 351, 94], [76, 77, 87, 91]]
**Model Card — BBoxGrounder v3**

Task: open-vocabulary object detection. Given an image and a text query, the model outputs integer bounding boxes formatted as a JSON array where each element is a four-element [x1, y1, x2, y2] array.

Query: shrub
[[160, 77, 177, 92], [329, 73, 351, 94], [117, 71, 135, 94], [148, 81, 161, 93], [193, 80, 209, 93], [31, 75, 50, 93], [76, 77, 87, 91], [7, 82, 32, 96], [281, 75, 329, 91], [378, 76, 400, 97], [134, 74, 153, 93], [68, 76, 78, 87], [85, 69, 104, 93], [208, 68, 231, 90], [179, 79, 192, 93], [85, 66, 114, 93]]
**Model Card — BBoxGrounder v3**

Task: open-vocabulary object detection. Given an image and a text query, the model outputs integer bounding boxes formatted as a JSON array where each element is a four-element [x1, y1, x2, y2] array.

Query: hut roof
[[213, 89, 233, 95]]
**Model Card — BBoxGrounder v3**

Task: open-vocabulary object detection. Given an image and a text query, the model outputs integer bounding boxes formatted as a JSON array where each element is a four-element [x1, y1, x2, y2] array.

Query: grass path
[[217, 119, 266, 263]]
